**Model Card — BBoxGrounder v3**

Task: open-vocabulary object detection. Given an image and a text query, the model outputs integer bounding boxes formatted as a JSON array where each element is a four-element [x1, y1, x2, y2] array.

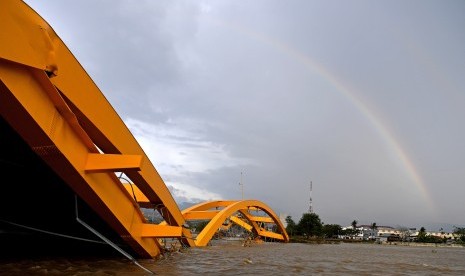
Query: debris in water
[[243, 258, 253, 264]]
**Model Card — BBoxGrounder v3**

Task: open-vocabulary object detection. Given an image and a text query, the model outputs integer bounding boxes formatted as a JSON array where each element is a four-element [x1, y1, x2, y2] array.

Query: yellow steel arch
[[1, 0, 288, 259], [1, 0, 193, 258], [182, 200, 289, 246]]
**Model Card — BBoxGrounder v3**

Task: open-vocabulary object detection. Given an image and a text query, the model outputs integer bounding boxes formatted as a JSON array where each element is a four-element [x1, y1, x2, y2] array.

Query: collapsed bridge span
[[0, 0, 287, 259]]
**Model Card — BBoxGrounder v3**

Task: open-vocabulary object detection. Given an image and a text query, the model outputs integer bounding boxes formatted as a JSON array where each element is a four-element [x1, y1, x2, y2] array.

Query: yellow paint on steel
[[188, 200, 289, 246], [238, 210, 264, 237], [29, 8, 191, 244], [229, 215, 253, 232], [140, 225, 182, 238], [0, 61, 159, 257], [182, 201, 237, 213], [120, 184, 289, 246], [242, 214, 274, 223], [2, 0, 194, 247], [183, 211, 220, 220], [257, 229, 285, 240], [0, 1, 56, 72], [1, 0, 289, 258], [237, 210, 285, 240], [1, 0, 193, 257], [123, 184, 150, 205], [85, 154, 143, 173]]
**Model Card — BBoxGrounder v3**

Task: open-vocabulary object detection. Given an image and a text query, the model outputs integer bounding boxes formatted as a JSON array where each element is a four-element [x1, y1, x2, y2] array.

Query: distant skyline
[[25, 0, 465, 228]]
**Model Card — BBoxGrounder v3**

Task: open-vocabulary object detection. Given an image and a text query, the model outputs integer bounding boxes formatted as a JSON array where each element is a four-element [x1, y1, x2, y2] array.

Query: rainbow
[[209, 17, 435, 212]]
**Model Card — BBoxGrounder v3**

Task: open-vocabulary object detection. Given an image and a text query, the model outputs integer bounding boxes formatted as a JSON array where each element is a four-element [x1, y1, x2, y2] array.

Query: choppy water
[[1, 242, 465, 275]]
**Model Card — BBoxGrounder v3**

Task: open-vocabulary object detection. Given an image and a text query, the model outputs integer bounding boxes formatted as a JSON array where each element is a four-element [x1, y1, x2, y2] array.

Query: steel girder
[[1, 0, 288, 258], [182, 200, 289, 246], [1, 0, 193, 258]]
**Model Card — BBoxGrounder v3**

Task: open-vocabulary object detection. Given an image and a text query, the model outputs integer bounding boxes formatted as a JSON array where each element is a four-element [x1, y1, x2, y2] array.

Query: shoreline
[[288, 238, 465, 248], [381, 241, 465, 248]]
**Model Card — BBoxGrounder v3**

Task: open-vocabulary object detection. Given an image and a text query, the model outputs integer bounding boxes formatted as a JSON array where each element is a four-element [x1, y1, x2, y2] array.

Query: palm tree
[[371, 222, 377, 240], [351, 220, 357, 230], [351, 220, 358, 239], [417, 226, 427, 242]]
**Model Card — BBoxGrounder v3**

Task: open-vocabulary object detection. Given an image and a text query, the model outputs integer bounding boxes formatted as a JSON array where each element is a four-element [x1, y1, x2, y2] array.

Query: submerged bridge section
[[0, 0, 287, 259], [182, 200, 288, 246]]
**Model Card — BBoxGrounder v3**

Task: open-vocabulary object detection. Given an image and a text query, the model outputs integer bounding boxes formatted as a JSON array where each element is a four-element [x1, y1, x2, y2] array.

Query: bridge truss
[[0, 0, 288, 258]]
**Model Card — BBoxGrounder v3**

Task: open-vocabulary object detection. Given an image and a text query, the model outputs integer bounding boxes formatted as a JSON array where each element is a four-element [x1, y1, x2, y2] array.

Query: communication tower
[[239, 171, 244, 200], [308, 181, 314, 214]]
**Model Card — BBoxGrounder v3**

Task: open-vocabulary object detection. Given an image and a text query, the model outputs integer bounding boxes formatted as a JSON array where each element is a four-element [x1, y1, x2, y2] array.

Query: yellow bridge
[[0, 0, 288, 259]]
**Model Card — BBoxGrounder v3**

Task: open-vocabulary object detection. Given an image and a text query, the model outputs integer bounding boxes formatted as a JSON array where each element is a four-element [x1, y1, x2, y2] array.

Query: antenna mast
[[239, 171, 244, 200], [308, 181, 313, 214]]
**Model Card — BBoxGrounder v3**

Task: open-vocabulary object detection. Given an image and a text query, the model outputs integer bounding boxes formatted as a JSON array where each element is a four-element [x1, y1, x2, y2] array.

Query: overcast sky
[[25, 0, 465, 228]]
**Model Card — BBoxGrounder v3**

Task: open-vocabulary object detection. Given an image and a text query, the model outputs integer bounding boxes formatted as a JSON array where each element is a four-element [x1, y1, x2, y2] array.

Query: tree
[[322, 224, 342, 239], [285, 216, 297, 236], [370, 222, 377, 240], [416, 226, 444, 243], [453, 227, 465, 243], [350, 220, 359, 238], [297, 213, 322, 238], [417, 226, 427, 242], [351, 220, 358, 230]]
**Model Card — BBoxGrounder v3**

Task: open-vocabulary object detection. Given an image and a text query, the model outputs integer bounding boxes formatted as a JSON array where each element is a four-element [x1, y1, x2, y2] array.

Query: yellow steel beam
[[123, 184, 150, 203], [230, 215, 253, 232], [1, 1, 288, 257], [85, 153, 142, 173], [140, 224, 182, 238], [242, 214, 274, 223], [194, 200, 289, 246], [0, 0, 54, 72], [1, 0, 194, 249], [258, 229, 285, 240], [41, 18, 193, 245], [181, 200, 237, 213], [183, 211, 220, 220], [237, 210, 285, 240], [0, 61, 159, 257], [238, 210, 262, 236]]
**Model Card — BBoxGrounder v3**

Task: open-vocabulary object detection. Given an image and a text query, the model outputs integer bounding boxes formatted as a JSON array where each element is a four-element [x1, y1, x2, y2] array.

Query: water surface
[[1, 242, 464, 275]]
